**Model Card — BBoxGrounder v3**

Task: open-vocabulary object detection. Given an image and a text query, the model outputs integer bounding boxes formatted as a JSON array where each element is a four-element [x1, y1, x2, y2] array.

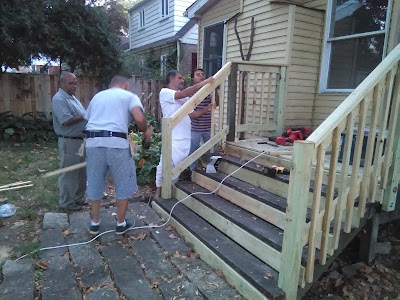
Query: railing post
[[161, 117, 173, 199], [278, 140, 314, 299], [226, 63, 238, 142], [274, 66, 287, 135], [382, 69, 400, 211]]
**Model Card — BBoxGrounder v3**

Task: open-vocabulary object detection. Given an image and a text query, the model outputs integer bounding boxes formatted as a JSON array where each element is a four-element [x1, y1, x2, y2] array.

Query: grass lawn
[[0, 141, 59, 265]]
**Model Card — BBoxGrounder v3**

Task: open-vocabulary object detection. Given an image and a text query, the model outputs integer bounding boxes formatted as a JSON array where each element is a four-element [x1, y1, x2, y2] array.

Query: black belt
[[85, 130, 127, 139], [59, 135, 84, 140]]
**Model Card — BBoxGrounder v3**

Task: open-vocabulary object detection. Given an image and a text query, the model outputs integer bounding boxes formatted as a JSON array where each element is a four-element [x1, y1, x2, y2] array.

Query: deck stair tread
[[175, 180, 316, 264], [154, 198, 285, 299], [195, 168, 314, 222], [195, 168, 288, 212], [221, 155, 337, 197], [176, 181, 284, 251]]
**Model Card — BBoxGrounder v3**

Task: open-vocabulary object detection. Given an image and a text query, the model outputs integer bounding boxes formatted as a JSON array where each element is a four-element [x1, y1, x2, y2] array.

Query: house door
[[202, 22, 224, 77]]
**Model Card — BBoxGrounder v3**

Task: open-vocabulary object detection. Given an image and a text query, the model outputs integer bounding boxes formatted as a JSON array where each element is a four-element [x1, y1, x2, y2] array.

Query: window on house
[[321, 0, 390, 91], [160, 54, 168, 77], [139, 10, 145, 28], [161, 0, 169, 18], [203, 22, 224, 77], [139, 59, 145, 75]]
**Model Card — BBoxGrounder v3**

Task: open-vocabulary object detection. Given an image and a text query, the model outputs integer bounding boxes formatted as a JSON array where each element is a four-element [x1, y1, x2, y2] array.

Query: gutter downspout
[[177, 39, 181, 70]]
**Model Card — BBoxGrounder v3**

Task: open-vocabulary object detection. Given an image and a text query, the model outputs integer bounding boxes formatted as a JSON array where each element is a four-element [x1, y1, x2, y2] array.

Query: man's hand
[[203, 77, 215, 86], [143, 126, 153, 140], [142, 126, 153, 150]]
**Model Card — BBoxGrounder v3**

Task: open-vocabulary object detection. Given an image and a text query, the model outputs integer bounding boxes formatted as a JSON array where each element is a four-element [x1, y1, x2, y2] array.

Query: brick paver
[[0, 202, 241, 299]]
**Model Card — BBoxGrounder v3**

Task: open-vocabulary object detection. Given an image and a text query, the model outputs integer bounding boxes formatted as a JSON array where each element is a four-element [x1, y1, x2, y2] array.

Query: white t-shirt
[[85, 87, 143, 148], [159, 88, 191, 142]]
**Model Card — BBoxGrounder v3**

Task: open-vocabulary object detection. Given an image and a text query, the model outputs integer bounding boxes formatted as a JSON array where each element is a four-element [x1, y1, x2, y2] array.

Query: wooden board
[[152, 198, 285, 299]]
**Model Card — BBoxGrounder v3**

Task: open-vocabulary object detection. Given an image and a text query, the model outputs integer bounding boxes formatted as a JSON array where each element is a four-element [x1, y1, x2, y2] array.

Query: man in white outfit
[[155, 70, 214, 198]]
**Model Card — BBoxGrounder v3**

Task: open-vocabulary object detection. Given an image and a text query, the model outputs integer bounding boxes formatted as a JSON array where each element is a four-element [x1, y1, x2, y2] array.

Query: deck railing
[[279, 43, 400, 299], [161, 61, 287, 198]]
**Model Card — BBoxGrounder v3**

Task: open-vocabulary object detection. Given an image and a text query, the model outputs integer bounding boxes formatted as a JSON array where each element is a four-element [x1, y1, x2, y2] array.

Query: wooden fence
[[0, 73, 98, 116], [128, 76, 164, 122], [0, 73, 164, 122]]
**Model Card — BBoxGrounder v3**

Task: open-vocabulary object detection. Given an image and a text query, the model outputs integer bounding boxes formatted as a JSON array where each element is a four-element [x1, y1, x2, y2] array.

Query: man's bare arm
[[131, 107, 152, 140], [63, 115, 85, 126], [189, 103, 212, 119], [175, 77, 214, 99]]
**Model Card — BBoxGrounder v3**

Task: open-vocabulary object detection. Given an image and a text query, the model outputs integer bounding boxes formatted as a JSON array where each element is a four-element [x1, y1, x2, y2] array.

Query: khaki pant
[[57, 137, 86, 208]]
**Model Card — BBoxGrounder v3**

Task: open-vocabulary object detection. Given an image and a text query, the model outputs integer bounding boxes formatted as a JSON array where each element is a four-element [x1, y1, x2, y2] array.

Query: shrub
[[0, 111, 56, 142], [129, 113, 161, 186]]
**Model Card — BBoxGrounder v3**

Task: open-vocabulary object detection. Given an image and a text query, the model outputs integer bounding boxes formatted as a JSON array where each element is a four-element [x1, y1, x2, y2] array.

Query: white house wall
[[181, 24, 198, 45], [174, 0, 196, 33], [130, 0, 195, 50]]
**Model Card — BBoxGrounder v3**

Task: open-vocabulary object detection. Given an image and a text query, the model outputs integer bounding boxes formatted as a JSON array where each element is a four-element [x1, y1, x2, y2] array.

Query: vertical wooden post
[[382, 69, 400, 211], [274, 66, 287, 135], [359, 208, 380, 263], [279, 140, 314, 299], [227, 63, 238, 142], [161, 117, 173, 199]]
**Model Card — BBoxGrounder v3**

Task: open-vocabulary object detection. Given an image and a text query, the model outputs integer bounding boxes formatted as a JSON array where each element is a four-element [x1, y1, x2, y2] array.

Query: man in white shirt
[[155, 70, 214, 198], [85, 75, 152, 235]]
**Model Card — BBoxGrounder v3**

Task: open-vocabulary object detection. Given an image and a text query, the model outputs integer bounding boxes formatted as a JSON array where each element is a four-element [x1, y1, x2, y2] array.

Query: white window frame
[[160, 54, 168, 77], [138, 9, 145, 29], [319, 0, 393, 93], [160, 0, 169, 19]]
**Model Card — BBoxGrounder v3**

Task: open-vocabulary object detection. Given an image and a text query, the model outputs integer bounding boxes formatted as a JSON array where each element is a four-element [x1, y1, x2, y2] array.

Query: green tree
[[0, 0, 127, 78], [0, 0, 45, 70]]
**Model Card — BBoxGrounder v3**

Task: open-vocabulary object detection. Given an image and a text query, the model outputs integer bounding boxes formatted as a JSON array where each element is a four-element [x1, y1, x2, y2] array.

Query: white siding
[[129, 0, 196, 50], [181, 24, 198, 45], [173, 0, 196, 33]]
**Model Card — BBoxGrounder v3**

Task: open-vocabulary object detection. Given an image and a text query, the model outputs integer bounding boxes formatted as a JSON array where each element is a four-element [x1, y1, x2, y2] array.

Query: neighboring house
[[128, 0, 199, 77], [185, 0, 400, 128]]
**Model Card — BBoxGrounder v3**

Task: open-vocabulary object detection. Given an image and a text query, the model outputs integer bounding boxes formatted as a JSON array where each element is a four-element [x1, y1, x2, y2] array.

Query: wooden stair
[[152, 155, 347, 299]]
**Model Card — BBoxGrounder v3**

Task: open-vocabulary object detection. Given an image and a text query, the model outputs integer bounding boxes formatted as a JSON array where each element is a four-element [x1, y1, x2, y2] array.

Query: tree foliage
[[0, 0, 129, 78], [0, 0, 45, 69]]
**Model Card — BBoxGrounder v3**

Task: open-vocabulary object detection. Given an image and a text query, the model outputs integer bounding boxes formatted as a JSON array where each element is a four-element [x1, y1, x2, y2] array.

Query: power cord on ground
[[14, 150, 268, 262]]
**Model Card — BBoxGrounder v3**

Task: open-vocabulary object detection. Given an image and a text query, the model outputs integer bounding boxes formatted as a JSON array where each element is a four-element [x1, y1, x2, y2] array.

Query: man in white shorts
[[155, 70, 214, 199], [85, 75, 152, 235]]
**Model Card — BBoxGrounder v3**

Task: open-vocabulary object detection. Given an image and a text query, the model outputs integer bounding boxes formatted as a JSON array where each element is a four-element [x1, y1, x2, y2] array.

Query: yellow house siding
[[225, 2, 290, 63], [285, 5, 324, 127], [300, 0, 348, 128], [197, 0, 240, 65], [303, 0, 326, 10], [223, 1, 291, 136]]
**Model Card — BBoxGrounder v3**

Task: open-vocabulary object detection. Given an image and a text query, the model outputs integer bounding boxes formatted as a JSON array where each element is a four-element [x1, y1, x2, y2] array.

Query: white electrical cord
[[14, 151, 268, 262]]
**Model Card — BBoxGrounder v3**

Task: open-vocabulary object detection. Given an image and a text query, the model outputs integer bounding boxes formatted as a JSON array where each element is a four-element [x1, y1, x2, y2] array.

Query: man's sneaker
[[89, 223, 100, 235], [115, 219, 135, 235]]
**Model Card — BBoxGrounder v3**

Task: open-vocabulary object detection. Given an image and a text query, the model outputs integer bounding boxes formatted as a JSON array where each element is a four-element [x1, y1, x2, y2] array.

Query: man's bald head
[[109, 75, 130, 90], [60, 72, 77, 95]]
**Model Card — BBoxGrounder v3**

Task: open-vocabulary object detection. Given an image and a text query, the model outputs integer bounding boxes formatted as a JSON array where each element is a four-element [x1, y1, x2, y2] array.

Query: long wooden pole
[[0, 184, 34, 192], [0, 181, 32, 189], [42, 162, 87, 178]]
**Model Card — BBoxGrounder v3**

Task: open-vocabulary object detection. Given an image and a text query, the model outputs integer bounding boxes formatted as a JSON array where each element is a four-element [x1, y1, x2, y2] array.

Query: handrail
[[170, 62, 232, 128], [231, 60, 288, 67], [308, 43, 400, 146], [280, 43, 400, 298]]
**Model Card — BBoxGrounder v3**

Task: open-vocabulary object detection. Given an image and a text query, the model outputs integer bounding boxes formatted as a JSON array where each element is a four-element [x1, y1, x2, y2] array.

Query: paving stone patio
[[0, 202, 242, 300]]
